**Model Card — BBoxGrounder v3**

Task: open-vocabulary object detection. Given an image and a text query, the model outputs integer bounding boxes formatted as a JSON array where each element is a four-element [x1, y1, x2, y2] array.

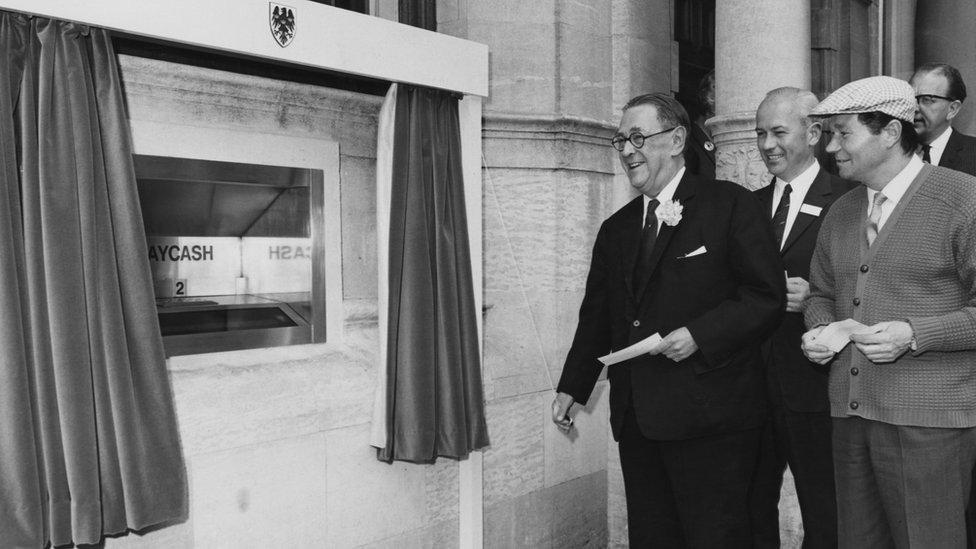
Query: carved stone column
[[707, 0, 811, 189]]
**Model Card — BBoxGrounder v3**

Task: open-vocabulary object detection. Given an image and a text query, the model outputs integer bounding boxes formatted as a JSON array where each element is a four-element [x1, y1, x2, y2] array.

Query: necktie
[[771, 183, 792, 248], [921, 144, 932, 163], [866, 192, 887, 246], [633, 198, 659, 293]]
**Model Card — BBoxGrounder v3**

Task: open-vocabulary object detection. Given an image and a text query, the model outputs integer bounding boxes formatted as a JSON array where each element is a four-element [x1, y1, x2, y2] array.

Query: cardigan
[[805, 163, 976, 428]]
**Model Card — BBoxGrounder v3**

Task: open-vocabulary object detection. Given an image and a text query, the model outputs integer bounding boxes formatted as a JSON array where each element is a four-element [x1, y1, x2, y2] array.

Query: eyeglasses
[[916, 94, 956, 107], [610, 127, 677, 151]]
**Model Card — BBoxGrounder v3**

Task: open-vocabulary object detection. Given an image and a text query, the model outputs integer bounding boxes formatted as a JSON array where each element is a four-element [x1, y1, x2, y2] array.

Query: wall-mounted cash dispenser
[[135, 154, 326, 356]]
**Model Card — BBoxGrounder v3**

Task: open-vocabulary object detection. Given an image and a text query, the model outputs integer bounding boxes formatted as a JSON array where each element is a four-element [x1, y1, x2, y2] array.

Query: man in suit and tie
[[910, 63, 976, 176], [551, 92, 784, 547], [802, 76, 976, 548], [750, 87, 855, 548]]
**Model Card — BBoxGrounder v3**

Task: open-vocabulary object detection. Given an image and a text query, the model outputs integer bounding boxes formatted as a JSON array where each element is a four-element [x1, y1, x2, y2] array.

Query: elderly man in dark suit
[[551, 92, 784, 548], [750, 87, 855, 549], [910, 63, 976, 176]]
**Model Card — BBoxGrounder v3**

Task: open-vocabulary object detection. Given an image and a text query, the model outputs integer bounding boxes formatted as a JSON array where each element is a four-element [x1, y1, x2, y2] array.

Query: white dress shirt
[[925, 126, 953, 166], [642, 166, 685, 235], [867, 155, 924, 230], [770, 160, 820, 249]]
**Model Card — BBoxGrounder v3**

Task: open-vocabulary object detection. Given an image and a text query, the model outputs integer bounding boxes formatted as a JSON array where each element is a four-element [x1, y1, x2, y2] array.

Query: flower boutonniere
[[656, 199, 683, 227]]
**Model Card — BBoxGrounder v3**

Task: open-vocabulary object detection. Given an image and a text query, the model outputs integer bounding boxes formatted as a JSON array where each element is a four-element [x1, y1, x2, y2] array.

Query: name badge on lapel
[[799, 203, 822, 217]]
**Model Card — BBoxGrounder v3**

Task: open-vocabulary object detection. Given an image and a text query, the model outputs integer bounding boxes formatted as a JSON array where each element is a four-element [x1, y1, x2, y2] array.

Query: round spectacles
[[916, 94, 956, 107], [610, 127, 677, 151]]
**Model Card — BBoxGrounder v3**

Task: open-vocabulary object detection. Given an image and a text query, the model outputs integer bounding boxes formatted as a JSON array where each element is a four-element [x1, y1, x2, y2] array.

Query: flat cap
[[810, 76, 916, 122]]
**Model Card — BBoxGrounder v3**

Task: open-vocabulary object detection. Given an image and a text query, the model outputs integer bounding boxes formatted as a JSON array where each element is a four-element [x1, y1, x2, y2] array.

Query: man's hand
[[658, 327, 698, 362], [786, 276, 810, 313], [801, 325, 836, 365], [850, 321, 914, 363], [551, 392, 576, 433]]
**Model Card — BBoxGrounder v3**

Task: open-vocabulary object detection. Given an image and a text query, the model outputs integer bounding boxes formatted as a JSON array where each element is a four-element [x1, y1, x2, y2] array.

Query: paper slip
[[598, 333, 664, 366], [814, 319, 882, 353]]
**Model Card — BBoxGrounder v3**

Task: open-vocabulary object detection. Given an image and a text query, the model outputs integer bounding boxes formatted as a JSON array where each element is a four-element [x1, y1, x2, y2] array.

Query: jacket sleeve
[[556, 223, 613, 405], [685, 188, 785, 371]]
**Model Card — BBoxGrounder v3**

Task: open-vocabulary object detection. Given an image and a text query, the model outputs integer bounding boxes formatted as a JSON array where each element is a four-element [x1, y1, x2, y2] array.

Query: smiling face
[[911, 69, 961, 144], [823, 114, 894, 188], [755, 96, 820, 181], [616, 104, 684, 197]]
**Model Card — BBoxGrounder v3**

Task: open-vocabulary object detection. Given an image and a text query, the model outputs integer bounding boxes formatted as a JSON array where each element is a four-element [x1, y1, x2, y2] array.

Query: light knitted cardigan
[[805, 163, 976, 428]]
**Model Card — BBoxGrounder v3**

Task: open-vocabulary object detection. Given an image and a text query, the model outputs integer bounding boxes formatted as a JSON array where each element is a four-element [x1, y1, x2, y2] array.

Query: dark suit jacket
[[938, 129, 976, 176], [754, 168, 856, 412], [557, 172, 785, 441], [684, 123, 715, 180]]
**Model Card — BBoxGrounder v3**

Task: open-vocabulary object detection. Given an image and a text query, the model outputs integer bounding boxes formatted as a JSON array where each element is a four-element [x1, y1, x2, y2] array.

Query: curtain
[[398, 0, 437, 31], [0, 12, 187, 548], [377, 85, 489, 463]]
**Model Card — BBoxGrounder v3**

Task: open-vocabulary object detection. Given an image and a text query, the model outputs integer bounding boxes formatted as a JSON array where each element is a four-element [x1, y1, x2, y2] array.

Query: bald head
[[755, 87, 822, 181]]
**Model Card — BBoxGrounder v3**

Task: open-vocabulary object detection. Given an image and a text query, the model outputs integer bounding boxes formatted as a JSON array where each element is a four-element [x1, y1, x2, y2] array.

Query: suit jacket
[[938, 129, 976, 176], [557, 172, 785, 441], [684, 123, 716, 180], [754, 168, 857, 412]]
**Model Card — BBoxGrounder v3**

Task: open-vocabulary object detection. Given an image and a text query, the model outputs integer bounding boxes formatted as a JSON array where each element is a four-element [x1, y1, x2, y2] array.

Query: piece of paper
[[598, 333, 664, 366], [813, 319, 881, 353], [799, 203, 823, 217]]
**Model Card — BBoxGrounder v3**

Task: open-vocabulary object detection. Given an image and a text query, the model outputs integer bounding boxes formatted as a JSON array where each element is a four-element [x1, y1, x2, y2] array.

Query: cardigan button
[[860, 264, 869, 273], [850, 367, 859, 376], [853, 298, 861, 306], [850, 401, 859, 410], [633, 320, 640, 327]]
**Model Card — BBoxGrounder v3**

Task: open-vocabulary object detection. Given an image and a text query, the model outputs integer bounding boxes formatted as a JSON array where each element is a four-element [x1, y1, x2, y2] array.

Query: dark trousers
[[833, 417, 976, 549], [749, 404, 836, 547], [618, 408, 761, 548]]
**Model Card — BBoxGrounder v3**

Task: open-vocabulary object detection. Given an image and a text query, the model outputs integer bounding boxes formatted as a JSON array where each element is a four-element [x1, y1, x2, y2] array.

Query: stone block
[[188, 433, 329, 548], [483, 394, 545, 506], [550, 472, 609, 548], [484, 489, 554, 548], [324, 424, 425, 547], [104, 519, 192, 549], [544, 382, 609, 488], [340, 155, 378, 300]]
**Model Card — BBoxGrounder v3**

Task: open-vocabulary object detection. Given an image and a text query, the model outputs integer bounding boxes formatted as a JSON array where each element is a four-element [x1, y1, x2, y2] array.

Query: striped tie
[[866, 192, 887, 246]]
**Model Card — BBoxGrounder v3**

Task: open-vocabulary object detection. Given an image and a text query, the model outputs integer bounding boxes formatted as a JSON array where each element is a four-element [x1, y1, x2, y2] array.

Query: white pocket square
[[680, 245, 707, 258], [799, 203, 823, 216]]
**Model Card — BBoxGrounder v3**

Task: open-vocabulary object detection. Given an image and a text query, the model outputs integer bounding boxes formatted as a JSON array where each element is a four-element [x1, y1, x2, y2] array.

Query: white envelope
[[680, 245, 707, 258], [799, 203, 823, 216], [598, 333, 664, 366]]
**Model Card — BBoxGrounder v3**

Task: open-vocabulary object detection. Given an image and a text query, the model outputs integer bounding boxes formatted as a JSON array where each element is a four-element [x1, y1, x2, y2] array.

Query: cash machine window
[[135, 155, 326, 356]]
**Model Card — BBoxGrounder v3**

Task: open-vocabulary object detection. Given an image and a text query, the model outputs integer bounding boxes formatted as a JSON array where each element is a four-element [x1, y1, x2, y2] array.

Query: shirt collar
[[774, 160, 819, 199], [867, 155, 924, 206], [643, 166, 685, 213], [929, 126, 953, 151]]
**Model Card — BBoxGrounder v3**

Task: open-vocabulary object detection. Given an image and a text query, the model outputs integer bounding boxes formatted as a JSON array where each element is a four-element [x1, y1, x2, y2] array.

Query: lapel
[[940, 130, 964, 168], [632, 172, 699, 304], [781, 167, 832, 254], [617, 196, 644, 302]]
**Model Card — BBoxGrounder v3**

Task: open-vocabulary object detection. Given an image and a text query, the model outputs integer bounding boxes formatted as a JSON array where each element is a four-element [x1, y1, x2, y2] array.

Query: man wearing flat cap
[[802, 75, 976, 547]]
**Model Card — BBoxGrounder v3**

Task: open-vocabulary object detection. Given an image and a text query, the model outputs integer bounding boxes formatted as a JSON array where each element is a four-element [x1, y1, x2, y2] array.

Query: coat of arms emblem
[[269, 3, 296, 48]]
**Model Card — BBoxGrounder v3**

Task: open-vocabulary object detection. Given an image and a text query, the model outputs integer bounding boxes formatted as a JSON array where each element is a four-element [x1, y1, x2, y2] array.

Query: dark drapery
[[379, 85, 489, 463], [398, 0, 437, 31], [0, 12, 187, 547]]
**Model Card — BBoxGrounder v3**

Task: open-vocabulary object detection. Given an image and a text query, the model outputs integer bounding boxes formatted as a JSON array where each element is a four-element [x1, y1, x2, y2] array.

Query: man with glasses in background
[[910, 63, 976, 176], [551, 92, 784, 547]]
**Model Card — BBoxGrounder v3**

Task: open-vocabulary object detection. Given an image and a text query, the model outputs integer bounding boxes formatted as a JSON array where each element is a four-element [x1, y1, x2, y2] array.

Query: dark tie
[[922, 144, 932, 163], [633, 198, 659, 293], [771, 183, 792, 248]]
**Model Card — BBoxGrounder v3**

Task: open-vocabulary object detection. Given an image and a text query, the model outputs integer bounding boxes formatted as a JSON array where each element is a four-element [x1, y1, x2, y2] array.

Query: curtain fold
[[0, 12, 187, 548], [378, 85, 489, 463]]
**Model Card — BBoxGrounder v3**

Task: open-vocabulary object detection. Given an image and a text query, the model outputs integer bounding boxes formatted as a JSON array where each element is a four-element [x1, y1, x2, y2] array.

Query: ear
[[806, 120, 823, 146], [883, 119, 903, 149], [947, 100, 963, 122], [671, 125, 688, 157]]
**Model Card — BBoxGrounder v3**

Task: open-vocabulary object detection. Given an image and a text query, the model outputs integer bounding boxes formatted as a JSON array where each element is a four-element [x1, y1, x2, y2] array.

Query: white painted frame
[[0, 2, 487, 547]]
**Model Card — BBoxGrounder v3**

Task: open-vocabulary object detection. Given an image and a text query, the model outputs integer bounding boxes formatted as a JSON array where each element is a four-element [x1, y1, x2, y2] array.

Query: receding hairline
[[759, 87, 820, 120]]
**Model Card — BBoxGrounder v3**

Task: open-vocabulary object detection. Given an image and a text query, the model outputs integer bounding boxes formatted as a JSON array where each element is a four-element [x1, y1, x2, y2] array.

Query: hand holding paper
[[812, 319, 882, 353], [598, 333, 664, 366]]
